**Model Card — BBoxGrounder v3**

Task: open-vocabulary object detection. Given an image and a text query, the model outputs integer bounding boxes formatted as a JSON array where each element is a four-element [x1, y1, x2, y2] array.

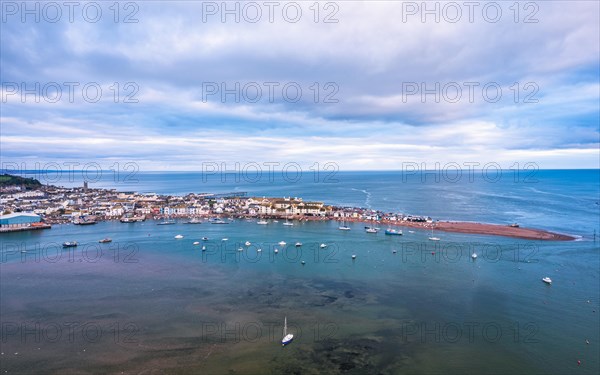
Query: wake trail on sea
[[351, 188, 372, 209]]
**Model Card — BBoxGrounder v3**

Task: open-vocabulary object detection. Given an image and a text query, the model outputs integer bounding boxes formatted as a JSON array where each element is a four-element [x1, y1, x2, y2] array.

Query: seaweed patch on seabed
[[238, 278, 370, 310], [269, 337, 412, 375]]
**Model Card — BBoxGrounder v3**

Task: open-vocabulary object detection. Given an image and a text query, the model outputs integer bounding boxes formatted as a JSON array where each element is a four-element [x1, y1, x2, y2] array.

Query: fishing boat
[[98, 238, 112, 243], [222, 238, 228, 241], [74, 217, 97, 225], [320, 243, 327, 248], [281, 317, 294, 346], [471, 253, 478, 259], [278, 241, 287, 246], [295, 242, 302, 247], [174, 234, 184, 239], [193, 241, 200, 245], [509, 223, 520, 228], [384, 229, 403, 236], [274, 249, 279, 253], [366, 227, 378, 233], [201, 237, 209, 241], [542, 277, 552, 284], [257, 220, 268, 225], [211, 219, 228, 224], [245, 241, 251, 246], [62, 241, 78, 248]]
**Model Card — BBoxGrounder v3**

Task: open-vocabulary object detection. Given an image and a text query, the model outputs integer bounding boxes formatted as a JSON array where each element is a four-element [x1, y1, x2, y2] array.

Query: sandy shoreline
[[300, 216, 575, 241]]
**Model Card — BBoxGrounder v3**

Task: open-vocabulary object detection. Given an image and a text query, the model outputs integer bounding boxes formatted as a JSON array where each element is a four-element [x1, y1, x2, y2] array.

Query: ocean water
[[0, 170, 598, 374]]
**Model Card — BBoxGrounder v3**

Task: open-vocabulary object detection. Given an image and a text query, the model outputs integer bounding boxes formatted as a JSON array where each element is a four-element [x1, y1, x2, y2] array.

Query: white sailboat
[[281, 316, 294, 346], [283, 213, 294, 226], [338, 217, 351, 231], [428, 226, 440, 241]]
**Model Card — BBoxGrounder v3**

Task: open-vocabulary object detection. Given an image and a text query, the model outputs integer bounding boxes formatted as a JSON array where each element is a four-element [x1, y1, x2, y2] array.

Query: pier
[[0, 224, 51, 233]]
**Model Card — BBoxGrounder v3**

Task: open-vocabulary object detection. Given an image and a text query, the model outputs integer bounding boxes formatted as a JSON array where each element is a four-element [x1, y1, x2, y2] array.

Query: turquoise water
[[1, 217, 599, 374], [1, 170, 599, 373]]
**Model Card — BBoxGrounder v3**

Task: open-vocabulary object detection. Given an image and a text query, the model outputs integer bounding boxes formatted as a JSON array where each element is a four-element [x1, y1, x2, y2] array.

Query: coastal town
[[0, 174, 429, 231], [0, 174, 574, 241]]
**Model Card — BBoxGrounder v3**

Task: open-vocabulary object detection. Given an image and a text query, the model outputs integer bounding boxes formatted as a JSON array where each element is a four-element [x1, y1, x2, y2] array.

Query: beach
[[303, 216, 576, 241]]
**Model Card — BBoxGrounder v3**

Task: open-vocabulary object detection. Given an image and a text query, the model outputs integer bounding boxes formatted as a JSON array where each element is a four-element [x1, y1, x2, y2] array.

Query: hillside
[[0, 174, 43, 189]]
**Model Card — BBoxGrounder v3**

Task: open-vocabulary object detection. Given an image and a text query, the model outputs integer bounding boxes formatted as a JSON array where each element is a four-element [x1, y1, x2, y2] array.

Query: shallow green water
[[1, 220, 598, 374]]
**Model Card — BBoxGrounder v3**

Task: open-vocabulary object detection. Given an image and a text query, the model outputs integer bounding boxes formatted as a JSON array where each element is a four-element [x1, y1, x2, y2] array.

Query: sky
[[1, 0, 599, 171]]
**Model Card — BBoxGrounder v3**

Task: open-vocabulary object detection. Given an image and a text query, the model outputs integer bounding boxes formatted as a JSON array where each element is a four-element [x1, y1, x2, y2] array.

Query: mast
[[283, 316, 287, 336]]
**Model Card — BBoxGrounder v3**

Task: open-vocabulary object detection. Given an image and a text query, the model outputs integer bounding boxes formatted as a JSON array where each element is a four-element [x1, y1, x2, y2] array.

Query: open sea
[[1, 170, 599, 374]]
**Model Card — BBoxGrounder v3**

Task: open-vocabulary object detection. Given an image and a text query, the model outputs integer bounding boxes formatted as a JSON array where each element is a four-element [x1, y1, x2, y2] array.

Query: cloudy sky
[[1, 1, 598, 170]]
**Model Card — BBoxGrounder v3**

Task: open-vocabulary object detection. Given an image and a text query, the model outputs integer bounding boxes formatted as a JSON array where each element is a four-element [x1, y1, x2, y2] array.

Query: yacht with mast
[[281, 316, 294, 346], [338, 217, 351, 230], [428, 226, 441, 241]]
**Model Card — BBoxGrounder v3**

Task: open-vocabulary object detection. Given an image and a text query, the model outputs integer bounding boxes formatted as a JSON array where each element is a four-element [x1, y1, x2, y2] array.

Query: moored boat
[[120, 215, 146, 223], [384, 229, 402, 235], [281, 317, 293, 346], [184, 218, 202, 224], [157, 220, 175, 225]]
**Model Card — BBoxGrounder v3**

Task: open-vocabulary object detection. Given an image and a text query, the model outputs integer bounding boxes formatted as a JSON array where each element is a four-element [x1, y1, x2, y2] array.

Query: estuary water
[[0, 169, 598, 374]]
